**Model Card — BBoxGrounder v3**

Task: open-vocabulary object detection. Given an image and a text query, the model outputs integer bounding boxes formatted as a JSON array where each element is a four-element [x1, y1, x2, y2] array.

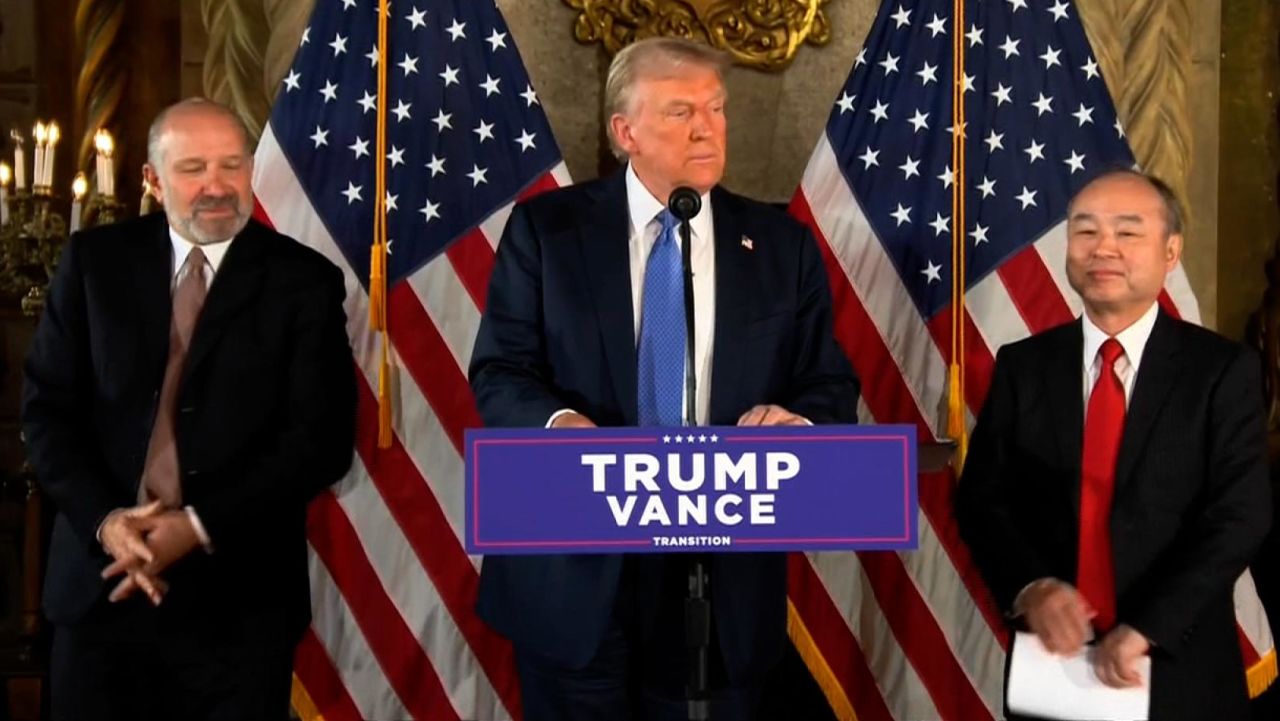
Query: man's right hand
[[550, 412, 597, 429], [99, 501, 166, 605], [1019, 578, 1096, 655]]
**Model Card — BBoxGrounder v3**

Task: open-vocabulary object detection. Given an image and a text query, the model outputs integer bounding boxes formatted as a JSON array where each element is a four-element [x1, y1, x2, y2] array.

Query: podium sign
[[464, 424, 918, 555]]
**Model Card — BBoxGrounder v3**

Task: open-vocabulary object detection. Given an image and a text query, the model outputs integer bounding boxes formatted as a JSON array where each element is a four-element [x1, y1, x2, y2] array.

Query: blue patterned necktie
[[637, 208, 687, 427]]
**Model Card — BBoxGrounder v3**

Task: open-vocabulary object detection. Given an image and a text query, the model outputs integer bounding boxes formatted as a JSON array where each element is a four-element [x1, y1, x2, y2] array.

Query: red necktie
[[140, 247, 208, 508], [1078, 337, 1125, 631]]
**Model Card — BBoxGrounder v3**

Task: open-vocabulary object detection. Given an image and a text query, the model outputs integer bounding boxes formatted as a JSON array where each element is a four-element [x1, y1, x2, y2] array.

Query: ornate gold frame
[[564, 0, 831, 73]]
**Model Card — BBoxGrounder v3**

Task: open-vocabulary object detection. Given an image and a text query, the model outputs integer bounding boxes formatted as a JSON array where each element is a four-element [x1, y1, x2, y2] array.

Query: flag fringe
[[1248, 647, 1278, 699], [787, 599, 860, 721], [290, 675, 325, 721]]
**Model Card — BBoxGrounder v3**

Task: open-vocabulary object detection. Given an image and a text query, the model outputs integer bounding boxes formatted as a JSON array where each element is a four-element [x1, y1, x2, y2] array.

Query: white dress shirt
[[1081, 300, 1160, 408]]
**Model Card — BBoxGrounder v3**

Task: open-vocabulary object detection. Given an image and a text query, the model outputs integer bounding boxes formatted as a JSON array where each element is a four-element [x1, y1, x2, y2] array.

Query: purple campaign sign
[[464, 424, 918, 555]]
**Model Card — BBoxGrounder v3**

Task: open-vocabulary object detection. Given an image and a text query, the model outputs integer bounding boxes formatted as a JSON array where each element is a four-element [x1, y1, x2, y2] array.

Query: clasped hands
[[1019, 578, 1150, 689], [98, 501, 201, 605]]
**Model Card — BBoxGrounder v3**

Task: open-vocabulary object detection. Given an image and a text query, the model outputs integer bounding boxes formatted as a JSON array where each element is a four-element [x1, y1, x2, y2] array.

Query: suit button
[[186, 469, 199, 477], [179, 406, 195, 414]]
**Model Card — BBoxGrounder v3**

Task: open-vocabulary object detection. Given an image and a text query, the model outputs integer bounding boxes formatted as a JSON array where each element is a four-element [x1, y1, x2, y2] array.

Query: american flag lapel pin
[[741, 235, 754, 251]]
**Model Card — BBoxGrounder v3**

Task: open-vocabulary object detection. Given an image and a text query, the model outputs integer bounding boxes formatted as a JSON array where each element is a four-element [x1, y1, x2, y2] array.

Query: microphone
[[668, 186, 701, 222], [666, 187, 699, 432]]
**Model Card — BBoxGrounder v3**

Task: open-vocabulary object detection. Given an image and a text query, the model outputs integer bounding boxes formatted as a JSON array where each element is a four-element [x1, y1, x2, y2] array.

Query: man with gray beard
[[23, 98, 356, 721]]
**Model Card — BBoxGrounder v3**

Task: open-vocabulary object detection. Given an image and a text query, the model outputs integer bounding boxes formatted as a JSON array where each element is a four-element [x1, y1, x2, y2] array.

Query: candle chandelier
[[0, 122, 128, 317]]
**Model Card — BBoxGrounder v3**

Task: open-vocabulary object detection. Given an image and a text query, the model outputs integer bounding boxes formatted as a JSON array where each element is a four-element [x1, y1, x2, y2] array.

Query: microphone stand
[[673, 191, 709, 721]]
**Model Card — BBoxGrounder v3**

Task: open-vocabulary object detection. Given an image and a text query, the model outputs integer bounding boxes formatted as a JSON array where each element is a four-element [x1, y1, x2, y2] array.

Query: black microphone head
[[668, 186, 701, 222]]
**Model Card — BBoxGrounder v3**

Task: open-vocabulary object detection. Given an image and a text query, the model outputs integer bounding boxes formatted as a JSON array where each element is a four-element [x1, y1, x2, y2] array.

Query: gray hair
[[1072, 167, 1185, 237], [604, 37, 729, 159], [147, 97, 253, 167]]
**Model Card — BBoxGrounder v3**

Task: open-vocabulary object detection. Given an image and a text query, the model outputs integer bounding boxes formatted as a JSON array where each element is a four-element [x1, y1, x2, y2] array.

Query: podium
[[466, 424, 948, 719]]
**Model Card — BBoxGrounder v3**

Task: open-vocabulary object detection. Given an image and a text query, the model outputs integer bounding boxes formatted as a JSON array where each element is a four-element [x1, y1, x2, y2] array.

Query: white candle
[[70, 173, 87, 233], [0, 163, 9, 225], [100, 131, 115, 198], [32, 123, 46, 191], [43, 123, 59, 189], [10, 131, 25, 191]]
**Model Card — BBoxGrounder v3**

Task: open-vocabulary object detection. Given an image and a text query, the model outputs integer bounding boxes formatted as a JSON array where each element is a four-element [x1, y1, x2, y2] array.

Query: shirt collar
[[1081, 300, 1160, 370], [168, 226, 234, 279], [625, 163, 712, 244]]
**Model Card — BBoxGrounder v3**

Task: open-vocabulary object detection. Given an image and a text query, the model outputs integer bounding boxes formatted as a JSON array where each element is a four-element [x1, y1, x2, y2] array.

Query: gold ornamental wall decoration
[[565, 0, 831, 73]]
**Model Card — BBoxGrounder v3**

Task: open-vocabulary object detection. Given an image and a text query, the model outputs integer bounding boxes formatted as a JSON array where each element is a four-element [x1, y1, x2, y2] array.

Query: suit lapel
[[579, 173, 638, 423], [180, 224, 267, 386], [708, 188, 749, 425], [1113, 310, 1182, 497], [138, 218, 174, 379], [1047, 320, 1086, 522]]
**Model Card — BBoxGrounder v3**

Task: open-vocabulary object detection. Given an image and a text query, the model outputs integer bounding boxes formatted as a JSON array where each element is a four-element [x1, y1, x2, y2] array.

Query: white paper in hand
[[1007, 631, 1150, 720]]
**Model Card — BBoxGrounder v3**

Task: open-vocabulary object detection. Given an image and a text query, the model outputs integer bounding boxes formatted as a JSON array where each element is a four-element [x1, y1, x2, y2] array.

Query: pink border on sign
[[469, 433, 914, 550]]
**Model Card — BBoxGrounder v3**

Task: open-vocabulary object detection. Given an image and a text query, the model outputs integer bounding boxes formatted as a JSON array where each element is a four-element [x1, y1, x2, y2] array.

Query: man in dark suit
[[470, 37, 857, 721], [957, 169, 1271, 720], [23, 98, 355, 721]]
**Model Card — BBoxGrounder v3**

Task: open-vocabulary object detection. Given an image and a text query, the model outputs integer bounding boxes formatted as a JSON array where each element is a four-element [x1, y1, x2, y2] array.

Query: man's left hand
[[737, 404, 808, 426], [102, 510, 201, 602], [1092, 624, 1150, 688]]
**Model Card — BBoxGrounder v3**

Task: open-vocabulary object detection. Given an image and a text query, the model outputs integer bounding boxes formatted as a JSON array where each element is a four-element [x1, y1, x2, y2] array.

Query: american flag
[[251, 0, 569, 718], [786, 0, 1275, 719]]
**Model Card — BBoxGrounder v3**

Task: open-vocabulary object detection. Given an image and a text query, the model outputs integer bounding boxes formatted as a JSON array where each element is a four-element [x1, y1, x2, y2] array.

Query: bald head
[[147, 98, 252, 168]]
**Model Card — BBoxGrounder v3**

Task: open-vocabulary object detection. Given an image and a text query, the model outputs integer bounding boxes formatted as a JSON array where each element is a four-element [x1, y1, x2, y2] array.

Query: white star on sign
[[879, 52, 900, 75], [984, 129, 1005, 152], [426, 154, 446, 177], [329, 33, 348, 56], [1032, 93, 1054, 116], [283, 70, 300, 92], [515, 129, 537, 152], [310, 126, 328, 148], [440, 65, 460, 87], [891, 5, 911, 28], [467, 164, 488, 187], [977, 176, 996, 198], [1082, 57, 1101, 80], [859, 147, 880, 169], [836, 92, 855, 114], [891, 203, 912, 226], [387, 145, 405, 168], [870, 99, 890, 123], [480, 74, 501, 97], [487, 29, 508, 51], [899, 156, 920, 180], [357, 90, 376, 114], [971, 223, 990, 245], [991, 82, 1013, 106], [432, 110, 452, 132], [398, 53, 418, 76], [474, 120, 495, 143], [349, 136, 369, 159], [1073, 103, 1095, 126], [908, 109, 929, 133], [1040, 45, 1062, 69], [921, 261, 942, 284]]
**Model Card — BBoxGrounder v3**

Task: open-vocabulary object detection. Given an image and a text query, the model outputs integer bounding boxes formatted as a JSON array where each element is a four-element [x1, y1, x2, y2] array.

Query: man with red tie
[[957, 169, 1271, 720]]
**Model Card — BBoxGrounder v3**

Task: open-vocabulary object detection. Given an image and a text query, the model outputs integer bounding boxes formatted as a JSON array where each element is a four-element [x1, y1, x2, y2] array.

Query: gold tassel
[[290, 675, 325, 721], [1248, 648, 1278, 699]]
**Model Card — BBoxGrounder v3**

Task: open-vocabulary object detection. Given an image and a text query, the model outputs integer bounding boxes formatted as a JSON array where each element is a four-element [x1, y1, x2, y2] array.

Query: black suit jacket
[[23, 213, 356, 647], [469, 172, 858, 680], [957, 311, 1271, 720]]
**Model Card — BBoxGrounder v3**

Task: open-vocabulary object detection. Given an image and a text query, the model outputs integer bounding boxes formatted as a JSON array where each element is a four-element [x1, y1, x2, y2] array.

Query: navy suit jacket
[[957, 311, 1271, 720], [23, 214, 356, 648], [469, 171, 858, 680]]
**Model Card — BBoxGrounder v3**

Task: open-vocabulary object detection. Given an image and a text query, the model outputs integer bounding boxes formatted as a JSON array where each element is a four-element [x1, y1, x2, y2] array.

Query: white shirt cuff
[[184, 506, 214, 553], [547, 408, 579, 428]]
